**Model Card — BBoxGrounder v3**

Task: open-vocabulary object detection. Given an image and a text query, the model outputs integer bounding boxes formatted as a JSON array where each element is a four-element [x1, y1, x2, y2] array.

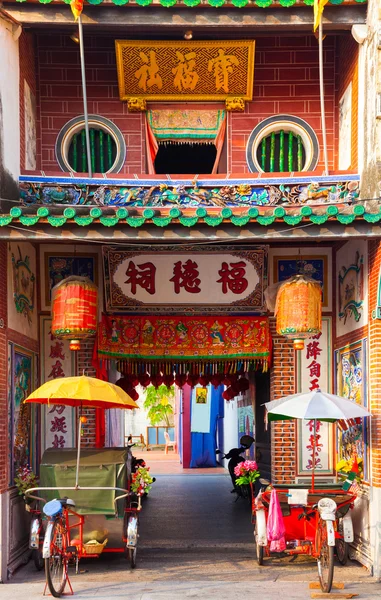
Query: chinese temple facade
[[1, 0, 381, 582]]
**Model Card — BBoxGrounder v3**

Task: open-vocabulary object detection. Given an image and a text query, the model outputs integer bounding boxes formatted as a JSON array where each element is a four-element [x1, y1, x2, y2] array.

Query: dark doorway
[[255, 371, 271, 481], [154, 143, 217, 174]]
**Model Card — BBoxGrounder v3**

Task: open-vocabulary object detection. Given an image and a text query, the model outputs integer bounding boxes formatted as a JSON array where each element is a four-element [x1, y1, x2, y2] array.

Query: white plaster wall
[[359, 0, 381, 201], [7, 241, 38, 340], [369, 486, 381, 579], [221, 399, 238, 470], [0, 17, 20, 182], [124, 387, 152, 443]]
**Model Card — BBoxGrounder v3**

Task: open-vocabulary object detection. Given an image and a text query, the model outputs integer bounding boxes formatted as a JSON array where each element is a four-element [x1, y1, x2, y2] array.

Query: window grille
[[68, 128, 117, 174], [257, 130, 306, 173]]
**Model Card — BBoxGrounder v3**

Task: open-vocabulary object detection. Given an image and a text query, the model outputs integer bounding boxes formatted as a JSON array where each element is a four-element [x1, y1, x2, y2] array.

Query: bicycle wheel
[[255, 522, 264, 566], [317, 520, 334, 593], [45, 518, 68, 598], [335, 519, 349, 565], [33, 548, 44, 571], [126, 514, 139, 569], [128, 547, 137, 569]]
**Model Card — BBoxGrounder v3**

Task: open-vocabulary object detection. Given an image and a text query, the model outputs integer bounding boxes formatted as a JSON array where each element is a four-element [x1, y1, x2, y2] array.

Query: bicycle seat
[[58, 497, 76, 508], [43, 499, 63, 517]]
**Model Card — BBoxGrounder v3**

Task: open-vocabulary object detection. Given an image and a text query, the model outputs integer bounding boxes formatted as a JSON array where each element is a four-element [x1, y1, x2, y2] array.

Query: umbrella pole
[[75, 414, 82, 489], [311, 419, 316, 492]]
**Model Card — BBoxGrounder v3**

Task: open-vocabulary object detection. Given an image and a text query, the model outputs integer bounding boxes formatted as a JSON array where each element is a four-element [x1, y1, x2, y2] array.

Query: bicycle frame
[[26, 485, 140, 561], [254, 486, 356, 559]]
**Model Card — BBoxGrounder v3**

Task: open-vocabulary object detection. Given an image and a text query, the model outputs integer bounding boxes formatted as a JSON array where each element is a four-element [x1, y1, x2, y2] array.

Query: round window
[[55, 115, 126, 174], [246, 115, 319, 174]]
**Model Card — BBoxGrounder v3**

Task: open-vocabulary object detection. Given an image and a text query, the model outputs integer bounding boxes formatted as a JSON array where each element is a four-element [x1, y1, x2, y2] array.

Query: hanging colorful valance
[[146, 109, 227, 174], [97, 314, 272, 372], [147, 109, 226, 144]]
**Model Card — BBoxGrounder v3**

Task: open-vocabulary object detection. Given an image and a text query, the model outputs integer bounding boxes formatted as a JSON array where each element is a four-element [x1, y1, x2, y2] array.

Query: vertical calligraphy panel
[[296, 318, 334, 477], [40, 316, 75, 452]]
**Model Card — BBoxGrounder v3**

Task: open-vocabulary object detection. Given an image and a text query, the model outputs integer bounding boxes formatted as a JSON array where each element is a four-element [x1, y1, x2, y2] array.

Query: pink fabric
[[266, 488, 286, 552]]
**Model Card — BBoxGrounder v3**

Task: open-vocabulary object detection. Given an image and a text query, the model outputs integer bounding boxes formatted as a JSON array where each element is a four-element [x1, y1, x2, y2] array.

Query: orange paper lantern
[[275, 275, 322, 350], [52, 276, 98, 350]]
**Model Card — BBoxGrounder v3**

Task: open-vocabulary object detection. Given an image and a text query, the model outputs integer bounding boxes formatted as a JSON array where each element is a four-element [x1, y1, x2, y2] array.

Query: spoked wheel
[[33, 548, 44, 571], [126, 514, 139, 569], [128, 547, 137, 568], [335, 519, 349, 565], [255, 522, 264, 566], [45, 518, 68, 598], [317, 521, 334, 593]]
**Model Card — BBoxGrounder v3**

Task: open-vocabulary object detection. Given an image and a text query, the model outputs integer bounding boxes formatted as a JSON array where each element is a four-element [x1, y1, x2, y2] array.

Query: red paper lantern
[[51, 276, 98, 351]]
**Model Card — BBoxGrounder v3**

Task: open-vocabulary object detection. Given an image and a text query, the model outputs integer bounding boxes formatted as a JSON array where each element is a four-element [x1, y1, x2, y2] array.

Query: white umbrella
[[264, 389, 371, 490]]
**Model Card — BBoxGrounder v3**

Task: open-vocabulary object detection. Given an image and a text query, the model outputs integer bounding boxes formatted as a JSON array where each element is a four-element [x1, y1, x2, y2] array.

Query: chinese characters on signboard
[[115, 40, 255, 101], [297, 318, 333, 476], [41, 317, 74, 451], [104, 247, 267, 314]]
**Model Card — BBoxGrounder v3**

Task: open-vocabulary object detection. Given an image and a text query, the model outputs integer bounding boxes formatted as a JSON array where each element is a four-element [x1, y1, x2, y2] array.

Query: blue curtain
[[190, 386, 223, 468]]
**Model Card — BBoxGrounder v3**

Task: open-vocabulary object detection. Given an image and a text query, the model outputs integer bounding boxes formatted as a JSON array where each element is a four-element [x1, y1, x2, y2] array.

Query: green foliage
[[14, 466, 38, 497], [144, 385, 175, 427], [131, 466, 155, 495]]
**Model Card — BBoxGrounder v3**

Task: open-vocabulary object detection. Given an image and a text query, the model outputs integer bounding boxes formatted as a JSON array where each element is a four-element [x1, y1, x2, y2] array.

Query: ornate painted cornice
[[1, 173, 379, 229], [11, 0, 367, 8], [19, 174, 360, 208]]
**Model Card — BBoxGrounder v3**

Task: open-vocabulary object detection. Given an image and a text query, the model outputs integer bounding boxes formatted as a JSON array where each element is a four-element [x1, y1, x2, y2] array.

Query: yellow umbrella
[[24, 375, 138, 410], [25, 375, 138, 488]]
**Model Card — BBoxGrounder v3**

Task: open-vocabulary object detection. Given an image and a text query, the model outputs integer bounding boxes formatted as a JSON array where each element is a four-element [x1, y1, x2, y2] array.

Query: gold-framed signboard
[[115, 40, 255, 102]]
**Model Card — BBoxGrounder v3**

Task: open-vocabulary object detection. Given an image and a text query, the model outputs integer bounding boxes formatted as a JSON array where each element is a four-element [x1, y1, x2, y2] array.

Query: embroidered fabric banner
[[148, 109, 225, 143], [97, 314, 271, 371]]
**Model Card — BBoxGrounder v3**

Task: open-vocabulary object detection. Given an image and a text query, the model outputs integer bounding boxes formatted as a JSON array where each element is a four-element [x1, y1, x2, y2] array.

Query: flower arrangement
[[14, 465, 38, 499], [234, 460, 260, 486], [130, 466, 154, 496]]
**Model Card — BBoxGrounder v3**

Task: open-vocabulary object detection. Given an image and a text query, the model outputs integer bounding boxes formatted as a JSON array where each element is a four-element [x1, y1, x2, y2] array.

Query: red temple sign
[[103, 245, 267, 314]]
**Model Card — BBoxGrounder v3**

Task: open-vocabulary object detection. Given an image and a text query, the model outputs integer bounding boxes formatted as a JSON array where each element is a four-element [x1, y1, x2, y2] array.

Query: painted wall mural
[[269, 246, 332, 312], [24, 80, 37, 171], [40, 317, 75, 452], [335, 339, 368, 481], [336, 240, 368, 338], [8, 345, 36, 482], [7, 242, 38, 340], [297, 318, 333, 477], [338, 82, 352, 171]]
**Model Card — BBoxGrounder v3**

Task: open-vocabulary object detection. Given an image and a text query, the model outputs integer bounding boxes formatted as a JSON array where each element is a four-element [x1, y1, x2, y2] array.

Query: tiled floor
[[135, 450, 227, 475]]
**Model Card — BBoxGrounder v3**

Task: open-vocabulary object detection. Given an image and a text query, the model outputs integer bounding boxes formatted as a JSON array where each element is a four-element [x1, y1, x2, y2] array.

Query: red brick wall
[[269, 318, 297, 484], [37, 34, 145, 174], [35, 33, 339, 176], [0, 242, 8, 493], [229, 34, 336, 173], [368, 241, 381, 488], [334, 34, 358, 171], [19, 31, 40, 171], [77, 338, 97, 447]]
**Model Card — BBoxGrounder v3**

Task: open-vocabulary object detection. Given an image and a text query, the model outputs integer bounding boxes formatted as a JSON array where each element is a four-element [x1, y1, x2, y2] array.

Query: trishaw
[[254, 388, 371, 593], [253, 481, 356, 593], [23, 375, 144, 597], [26, 447, 144, 597]]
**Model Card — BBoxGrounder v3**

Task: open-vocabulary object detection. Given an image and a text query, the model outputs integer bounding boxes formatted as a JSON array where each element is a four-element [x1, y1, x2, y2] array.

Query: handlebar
[[26, 486, 140, 518]]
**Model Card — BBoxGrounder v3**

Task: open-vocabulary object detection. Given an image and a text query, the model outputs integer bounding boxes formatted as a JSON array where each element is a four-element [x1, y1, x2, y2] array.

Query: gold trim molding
[[115, 40, 255, 102]]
